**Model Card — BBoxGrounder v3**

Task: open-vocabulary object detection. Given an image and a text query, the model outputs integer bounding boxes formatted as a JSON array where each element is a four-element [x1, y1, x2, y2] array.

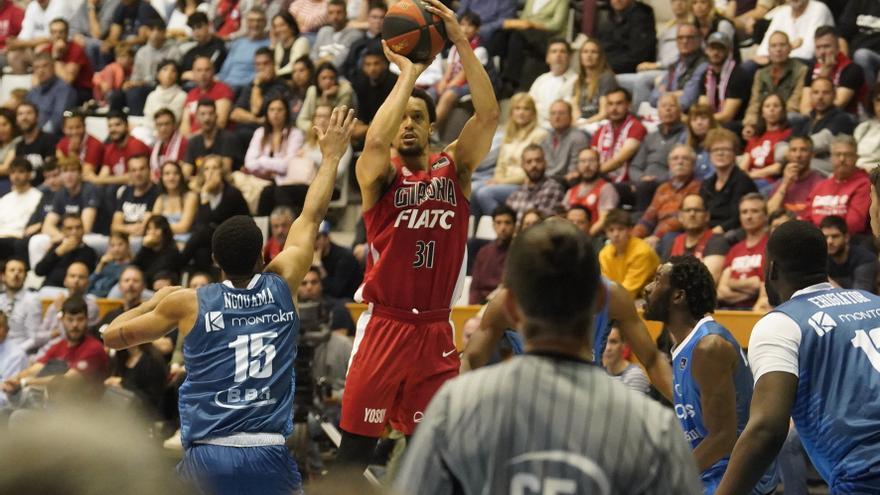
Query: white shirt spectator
[[529, 69, 577, 128], [390, 54, 444, 89], [0, 338, 27, 408], [18, 0, 66, 41], [756, 1, 834, 61], [0, 290, 43, 354], [0, 186, 41, 238]]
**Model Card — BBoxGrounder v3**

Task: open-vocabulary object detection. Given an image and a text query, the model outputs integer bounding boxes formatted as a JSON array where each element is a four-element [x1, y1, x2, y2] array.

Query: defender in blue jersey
[[643, 256, 778, 495], [645, 256, 778, 495], [103, 107, 357, 495], [460, 276, 674, 401], [717, 221, 880, 494]]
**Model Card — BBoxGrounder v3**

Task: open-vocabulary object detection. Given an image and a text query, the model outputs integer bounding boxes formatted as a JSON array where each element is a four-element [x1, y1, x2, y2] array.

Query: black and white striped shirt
[[396, 353, 702, 495]]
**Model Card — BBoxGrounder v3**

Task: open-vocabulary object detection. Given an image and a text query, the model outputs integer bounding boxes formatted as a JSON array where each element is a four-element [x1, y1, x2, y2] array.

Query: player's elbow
[[475, 104, 501, 126]]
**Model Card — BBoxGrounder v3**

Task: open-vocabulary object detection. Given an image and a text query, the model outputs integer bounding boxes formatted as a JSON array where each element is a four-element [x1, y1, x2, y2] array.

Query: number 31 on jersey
[[413, 241, 436, 269]]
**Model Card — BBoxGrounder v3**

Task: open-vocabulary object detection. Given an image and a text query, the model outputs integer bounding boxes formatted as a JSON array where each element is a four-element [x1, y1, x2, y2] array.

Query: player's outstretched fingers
[[341, 108, 356, 132]]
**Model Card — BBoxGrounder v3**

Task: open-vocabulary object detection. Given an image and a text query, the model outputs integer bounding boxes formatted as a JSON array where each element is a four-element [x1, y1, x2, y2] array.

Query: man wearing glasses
[[662, 193, 729, 282], [650, 23, 707, 112]]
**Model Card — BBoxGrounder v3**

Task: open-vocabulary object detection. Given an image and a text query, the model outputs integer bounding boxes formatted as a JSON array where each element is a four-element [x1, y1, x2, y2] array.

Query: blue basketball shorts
[[178, 444, 302, 495]]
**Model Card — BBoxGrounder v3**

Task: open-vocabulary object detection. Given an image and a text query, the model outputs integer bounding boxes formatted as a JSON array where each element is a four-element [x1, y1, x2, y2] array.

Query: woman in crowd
[[167, 0, 212, 39], [133, 215, 184, 287], [740, 93, 791, 189], [143, 60, 187, 132], [55, 111, 104, 178], [566, 39, 618, 127], [244, 97, 306, 213], [692, 0, 736, 46], [470, 93, 547, 219], [856, 88, 880, 170], [105, 342, 168, 418], [182, 155, 249, 271], [152, 160, 198, 245], [0, 108, 21, 189], [289, 56, 315, 122], [271, 12, 310, 79], [686, 103, 720, 180], [296, 61, 354, 132], [519, 209, 544, 233]]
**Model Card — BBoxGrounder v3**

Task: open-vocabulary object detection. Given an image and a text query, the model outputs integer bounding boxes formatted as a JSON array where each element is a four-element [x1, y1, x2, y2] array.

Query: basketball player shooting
[[335, 0, 500, 470], [102, 107, 356, 495]]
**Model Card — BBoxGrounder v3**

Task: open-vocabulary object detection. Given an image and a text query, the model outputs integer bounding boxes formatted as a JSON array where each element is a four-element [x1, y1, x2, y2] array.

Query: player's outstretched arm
[[609, 282, 674, 401], [266, 106, 356, 290], [460, 288, 512, 373], [691, 335, 739, 472], [715, 371, 797, 495], [356, 43, 427, 210], [424, 0, 499, 182], [104, 286, 193, 349]]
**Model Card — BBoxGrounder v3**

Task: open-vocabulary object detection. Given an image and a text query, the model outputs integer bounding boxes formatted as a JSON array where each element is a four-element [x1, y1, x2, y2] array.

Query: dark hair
[[410, 87, 437, 123], [607, 86, 632, 103], [328, 0, 346, 8], [156, 59, 180, 83], [62, 109, 85, 127], [491, 204, 516, 221], [61, 212, 84, 226], [145, 215, 176, 251], [789, 135, 813, 149], [368, 0, 387, 13], [865, 85, 880, 118], [3, 255, 28, 272], [159, 160, 187, 196], [187, 11, 209, 29], [818, 215, 847, 234], [126, 153, 150, 169], [273, 11, 300, 37], [50, 17, 68, 33], [42, 155, 59, 173], [460, 10, 482, 27], [0, 108, 19, 140], [292, 55, 315, 92], [566, 204, 592, 223], [521, 143, 544, 159], [767, 220, 828, 284], [261, 96, 292, 147], [756, 93, 788, 135], [145, 17, 166, 30], [769, 208, 796, 226], [152, 270, 180, 285], [547, 36, 571, 53], [9, 157, 32, 173], [153, 107, 177, 123], [16, 101, 38, 117], [212, 216, 264, 277], [810, 75, 834, 89], [814, 25, 836, 39], [196, 98, 216, 111], [255, 46, 274, 61], [107, 109, 128, 124], [61, 295, 88, 316], [604, 208, 633, 228], [668, 255, 717, 320], [307, 265, 322, 277], [504, 221, 600, 338]]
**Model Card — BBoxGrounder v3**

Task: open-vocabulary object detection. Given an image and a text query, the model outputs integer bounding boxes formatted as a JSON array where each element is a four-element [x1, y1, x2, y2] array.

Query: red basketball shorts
[[340, 304, 460, 437]]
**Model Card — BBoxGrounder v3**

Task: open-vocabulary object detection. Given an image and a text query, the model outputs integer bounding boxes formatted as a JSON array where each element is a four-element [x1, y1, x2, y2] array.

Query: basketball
[[381, 0, 446, 63]]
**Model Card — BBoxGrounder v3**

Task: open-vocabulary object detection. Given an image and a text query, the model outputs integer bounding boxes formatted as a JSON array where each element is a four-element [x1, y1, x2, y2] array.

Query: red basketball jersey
[[357, 152, 469, 311]]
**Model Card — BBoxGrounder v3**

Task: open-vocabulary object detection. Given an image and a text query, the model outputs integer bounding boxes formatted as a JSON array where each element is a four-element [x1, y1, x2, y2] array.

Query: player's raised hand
[[422, 0, 466, 45], [316, 105, 356, 160], [381, 40, 428, 78]]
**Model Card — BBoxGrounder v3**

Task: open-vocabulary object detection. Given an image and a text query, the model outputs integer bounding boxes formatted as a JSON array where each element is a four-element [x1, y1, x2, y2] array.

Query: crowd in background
[[0, 0, 877, 480]]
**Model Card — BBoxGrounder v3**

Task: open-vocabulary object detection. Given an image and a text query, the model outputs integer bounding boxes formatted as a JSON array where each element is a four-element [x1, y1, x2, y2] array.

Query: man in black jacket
[[34, 214, 98, 288], [595, 0, 657, 74]]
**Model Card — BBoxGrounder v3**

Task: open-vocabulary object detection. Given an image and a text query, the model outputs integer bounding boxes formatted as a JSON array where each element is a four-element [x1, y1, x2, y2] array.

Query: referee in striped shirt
[[395, 221, 701, 494]]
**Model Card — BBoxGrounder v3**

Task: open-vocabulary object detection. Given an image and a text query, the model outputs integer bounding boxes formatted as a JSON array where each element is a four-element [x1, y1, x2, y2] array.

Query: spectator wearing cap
[[179, 12, 228, 79], [698, 31, 751, 127], [314, 221, 362, 300]]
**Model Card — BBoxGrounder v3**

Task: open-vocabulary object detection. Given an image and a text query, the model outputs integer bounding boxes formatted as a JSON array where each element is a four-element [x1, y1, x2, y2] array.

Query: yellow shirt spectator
[[599, 209, 660, 297]]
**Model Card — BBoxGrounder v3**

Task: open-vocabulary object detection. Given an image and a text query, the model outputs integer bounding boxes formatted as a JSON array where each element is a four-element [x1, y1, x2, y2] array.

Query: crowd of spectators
[[0, 0, 878, 469]]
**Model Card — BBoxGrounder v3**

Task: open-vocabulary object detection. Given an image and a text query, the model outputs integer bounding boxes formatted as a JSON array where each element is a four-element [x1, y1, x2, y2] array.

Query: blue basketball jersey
[[672, 316, 778, 494], [771, 285, 880, 492], [592, 277, 612, 367], [179, 273, 298, 448]]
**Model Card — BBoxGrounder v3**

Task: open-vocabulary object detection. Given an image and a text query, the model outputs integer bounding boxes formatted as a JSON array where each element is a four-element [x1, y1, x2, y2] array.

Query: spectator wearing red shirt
[[263, 205, 294, 263], [0, 0, 24, 57], [740, 93, 792, 189], [717, 193, 769, 309], [562, 148, 619, 236], [767, 136, 824, 215], [98, 111, 150, 186], [180, 56, 234, 136], [1, 296, 108, 399], [591, 87, 646, 183], [43, 18, 94, 104], [802, 136, 871, 236], [469, 205, 515, 305], [56, 111, 104, 174]]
